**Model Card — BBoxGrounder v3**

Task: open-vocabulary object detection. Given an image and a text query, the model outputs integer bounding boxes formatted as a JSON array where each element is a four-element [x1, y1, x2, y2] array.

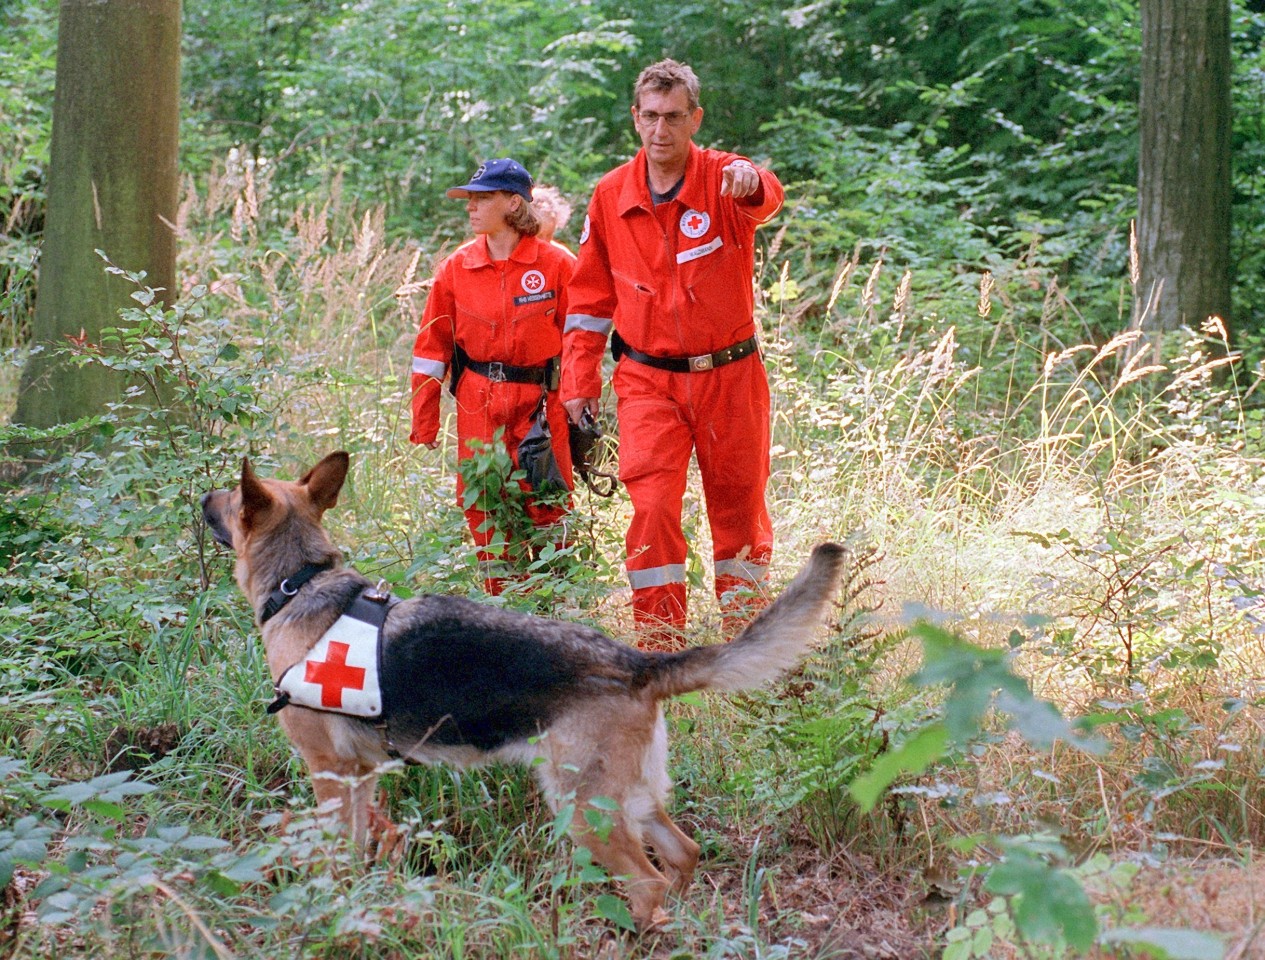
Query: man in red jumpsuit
[[410, 158, 575, 595], [562, 60, 785, 649]]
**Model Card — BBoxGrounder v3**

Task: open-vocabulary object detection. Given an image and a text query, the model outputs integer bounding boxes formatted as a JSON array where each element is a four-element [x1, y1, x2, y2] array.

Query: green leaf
[[203, 870, 243, 897], [986, 857, 1097, 950], [1098, 928, 1225, 959], [849, 723, 949, 811], [583, 808, 614, 842], [81, 799, 128, 821], [595, 894, 637, 932]]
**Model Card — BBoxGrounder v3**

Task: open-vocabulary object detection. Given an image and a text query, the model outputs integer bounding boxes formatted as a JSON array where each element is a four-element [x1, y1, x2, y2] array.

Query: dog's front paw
[[635, 906, 671, 935]]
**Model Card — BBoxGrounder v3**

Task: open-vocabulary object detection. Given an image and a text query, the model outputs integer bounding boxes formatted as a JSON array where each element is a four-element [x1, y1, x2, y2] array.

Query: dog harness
[[263, 573, 397, 719]]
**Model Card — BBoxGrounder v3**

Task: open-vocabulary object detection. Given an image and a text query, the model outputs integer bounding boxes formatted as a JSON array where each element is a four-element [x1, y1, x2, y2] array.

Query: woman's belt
[[613, 333, 760, 373], [454, 346, 560, 389]]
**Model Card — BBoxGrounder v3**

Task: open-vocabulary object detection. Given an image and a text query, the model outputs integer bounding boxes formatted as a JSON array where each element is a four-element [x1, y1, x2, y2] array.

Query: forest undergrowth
[[2, 160, 1264, 959]]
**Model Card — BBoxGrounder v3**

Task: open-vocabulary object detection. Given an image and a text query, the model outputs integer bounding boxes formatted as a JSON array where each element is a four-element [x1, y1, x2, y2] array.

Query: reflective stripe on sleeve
[[412, 356, 448, 379], [714, 557, 769, 583], [627, 564, 687, 590], [565, 313, 614, 336]]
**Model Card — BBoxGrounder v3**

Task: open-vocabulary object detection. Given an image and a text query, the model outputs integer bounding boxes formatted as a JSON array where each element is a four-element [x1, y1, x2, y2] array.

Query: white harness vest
[[274, 608, 385, 718]]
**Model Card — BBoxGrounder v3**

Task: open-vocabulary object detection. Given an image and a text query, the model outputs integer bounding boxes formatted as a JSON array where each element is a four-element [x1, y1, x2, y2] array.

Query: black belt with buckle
[[456, 346, 560, 389], [614, 333, 760, 373]]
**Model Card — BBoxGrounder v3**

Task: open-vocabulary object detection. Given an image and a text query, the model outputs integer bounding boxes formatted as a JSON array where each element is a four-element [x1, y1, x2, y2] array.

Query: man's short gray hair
[[633, 59, 701, 112]]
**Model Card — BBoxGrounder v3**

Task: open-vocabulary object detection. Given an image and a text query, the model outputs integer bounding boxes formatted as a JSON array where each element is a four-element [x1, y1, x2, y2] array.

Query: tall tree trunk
[[13, 0, 181, 432], [1136, 0, 1232, 338]]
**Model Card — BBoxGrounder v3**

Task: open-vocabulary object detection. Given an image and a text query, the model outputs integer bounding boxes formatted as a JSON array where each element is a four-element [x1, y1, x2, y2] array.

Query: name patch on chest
[[276, 614, 382, 717], [513, 289, 556, 306], [676, 236, 723, 265]]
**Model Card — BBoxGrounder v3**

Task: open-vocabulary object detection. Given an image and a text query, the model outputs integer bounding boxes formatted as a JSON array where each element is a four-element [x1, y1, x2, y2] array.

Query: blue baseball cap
[[446, 158, 534, 202]]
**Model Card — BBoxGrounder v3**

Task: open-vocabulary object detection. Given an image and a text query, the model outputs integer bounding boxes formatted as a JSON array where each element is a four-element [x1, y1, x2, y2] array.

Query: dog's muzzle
[[200, 492, 234, 548]]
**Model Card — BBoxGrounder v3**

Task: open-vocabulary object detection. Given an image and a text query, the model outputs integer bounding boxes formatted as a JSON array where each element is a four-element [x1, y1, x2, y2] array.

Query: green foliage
[[851, 620, 1096, 812], [456, 432, 617, 614], [736, 544, 900, 852], [848, 622, 1107, 951], [182, 0, 637, 229], [0, 0, 54, 348], [983, 835, 1098, 951]]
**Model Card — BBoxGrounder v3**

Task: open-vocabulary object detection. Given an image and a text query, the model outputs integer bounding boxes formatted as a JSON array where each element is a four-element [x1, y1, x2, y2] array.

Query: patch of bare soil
[[683, 825, 938, 959], [1117, 858, 1265, 959]]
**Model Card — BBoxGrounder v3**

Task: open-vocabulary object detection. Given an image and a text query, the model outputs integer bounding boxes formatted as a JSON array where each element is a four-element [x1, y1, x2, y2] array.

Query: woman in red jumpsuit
[[409, 159, 575, 594]]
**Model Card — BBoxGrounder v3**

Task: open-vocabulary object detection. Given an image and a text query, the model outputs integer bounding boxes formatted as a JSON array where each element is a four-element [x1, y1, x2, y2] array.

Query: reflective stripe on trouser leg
[[690, 356, 774, 628], [626, 565, 688, 645]]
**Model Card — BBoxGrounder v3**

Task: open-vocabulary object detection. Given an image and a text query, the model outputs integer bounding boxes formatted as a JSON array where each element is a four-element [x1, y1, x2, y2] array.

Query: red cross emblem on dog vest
[[275, 615, 383, 717], [305, 640, 367, 708]]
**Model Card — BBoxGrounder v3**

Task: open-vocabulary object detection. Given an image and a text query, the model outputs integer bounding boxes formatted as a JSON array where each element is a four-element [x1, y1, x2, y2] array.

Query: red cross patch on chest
[[680, 209, 711, 239]]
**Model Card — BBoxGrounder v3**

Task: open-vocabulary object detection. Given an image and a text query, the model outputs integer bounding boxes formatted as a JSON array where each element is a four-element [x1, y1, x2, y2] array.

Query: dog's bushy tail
[[646, 543, 846, 700]]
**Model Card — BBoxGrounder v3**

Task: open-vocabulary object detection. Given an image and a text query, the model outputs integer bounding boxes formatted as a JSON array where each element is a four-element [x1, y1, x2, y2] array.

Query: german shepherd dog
[[201, 452, 844, 929]]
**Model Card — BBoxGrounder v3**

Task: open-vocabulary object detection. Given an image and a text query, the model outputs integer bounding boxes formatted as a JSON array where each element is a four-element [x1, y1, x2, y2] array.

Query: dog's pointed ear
[[240, 457, 272, 528], [299, 451, 350, 512]]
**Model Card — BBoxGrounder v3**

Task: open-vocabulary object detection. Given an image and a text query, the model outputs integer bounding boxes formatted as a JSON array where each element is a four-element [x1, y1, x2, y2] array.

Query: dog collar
[[259, 561, 336, 624]]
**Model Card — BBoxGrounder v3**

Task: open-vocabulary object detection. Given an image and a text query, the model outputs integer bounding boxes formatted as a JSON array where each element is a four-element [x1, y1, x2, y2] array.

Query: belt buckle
[[487, 361, 506, 382], [689, 354, 714, 372]]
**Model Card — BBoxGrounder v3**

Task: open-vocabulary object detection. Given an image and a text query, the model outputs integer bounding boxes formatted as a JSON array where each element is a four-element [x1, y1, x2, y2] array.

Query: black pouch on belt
[[516, 395, 567, 494]]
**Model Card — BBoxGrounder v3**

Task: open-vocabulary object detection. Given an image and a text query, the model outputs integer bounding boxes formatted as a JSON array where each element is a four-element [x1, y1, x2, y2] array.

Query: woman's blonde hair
[[531, 185, 572, 235]]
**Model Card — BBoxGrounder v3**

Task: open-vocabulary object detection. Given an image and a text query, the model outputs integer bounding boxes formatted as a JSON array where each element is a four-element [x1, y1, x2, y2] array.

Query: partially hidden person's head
[[530, 186, 572, 243], [446, 158, 540, 237], [631, 60, 703, 170]]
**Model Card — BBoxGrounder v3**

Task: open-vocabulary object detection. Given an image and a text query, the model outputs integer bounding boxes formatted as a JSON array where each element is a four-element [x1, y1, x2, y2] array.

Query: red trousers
[[613, 354, 773, 649], [454, 373, 573, 594]]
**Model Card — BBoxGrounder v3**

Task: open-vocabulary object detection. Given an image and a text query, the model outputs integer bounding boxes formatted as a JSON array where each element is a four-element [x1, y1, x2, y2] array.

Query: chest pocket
[[680, 234, 735, 290], [509, 277, 563, 358], [454, 294, 502, 344], [612, 269, 656, 331]]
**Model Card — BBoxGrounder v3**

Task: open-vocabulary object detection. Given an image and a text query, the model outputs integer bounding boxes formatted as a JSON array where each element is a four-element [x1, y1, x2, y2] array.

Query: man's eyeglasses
[[635, 110, 692, 128]]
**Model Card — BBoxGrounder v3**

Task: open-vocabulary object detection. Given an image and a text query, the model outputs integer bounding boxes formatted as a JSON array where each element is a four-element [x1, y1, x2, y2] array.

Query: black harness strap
[[259, 561, 336, 624]]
